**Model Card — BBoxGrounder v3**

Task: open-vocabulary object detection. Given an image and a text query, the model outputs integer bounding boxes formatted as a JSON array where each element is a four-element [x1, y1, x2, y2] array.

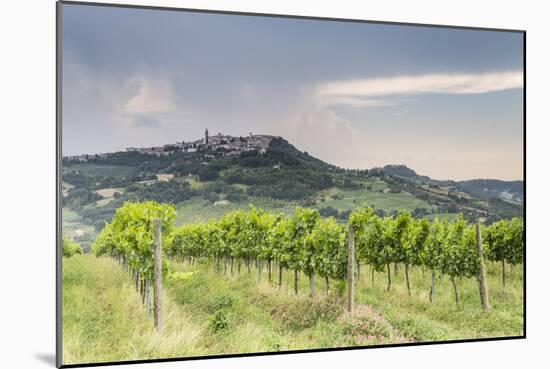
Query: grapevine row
[[92, 201, 524, 308]]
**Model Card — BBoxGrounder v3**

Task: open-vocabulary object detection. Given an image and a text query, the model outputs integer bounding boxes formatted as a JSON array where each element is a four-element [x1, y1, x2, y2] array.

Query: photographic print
[[58, 1, 525, 366]]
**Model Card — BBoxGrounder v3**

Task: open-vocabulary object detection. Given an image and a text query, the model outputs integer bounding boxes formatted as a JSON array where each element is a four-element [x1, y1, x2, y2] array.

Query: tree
[[319, 206, 339, 218]]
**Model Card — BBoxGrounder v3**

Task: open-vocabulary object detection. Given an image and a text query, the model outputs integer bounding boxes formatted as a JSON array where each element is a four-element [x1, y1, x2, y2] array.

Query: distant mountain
[[378, 164, 523, 204], [453, 179, 524, 203]]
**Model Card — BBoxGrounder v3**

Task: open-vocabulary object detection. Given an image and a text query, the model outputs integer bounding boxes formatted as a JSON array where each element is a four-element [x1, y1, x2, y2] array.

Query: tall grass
[[62, 255, 523, 364], [62, 255, 205, 365]]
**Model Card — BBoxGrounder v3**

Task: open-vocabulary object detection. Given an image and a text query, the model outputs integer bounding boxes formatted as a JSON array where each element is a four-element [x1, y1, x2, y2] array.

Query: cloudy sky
[[62, 4, 524, 181]]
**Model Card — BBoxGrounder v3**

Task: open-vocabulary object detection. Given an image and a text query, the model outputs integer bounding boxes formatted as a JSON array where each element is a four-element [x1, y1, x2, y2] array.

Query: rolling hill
[[61, 134, 524, 252]]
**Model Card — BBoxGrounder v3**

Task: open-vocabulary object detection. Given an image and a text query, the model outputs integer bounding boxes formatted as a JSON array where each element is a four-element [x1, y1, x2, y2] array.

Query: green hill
[[61, 135, 523, 251]]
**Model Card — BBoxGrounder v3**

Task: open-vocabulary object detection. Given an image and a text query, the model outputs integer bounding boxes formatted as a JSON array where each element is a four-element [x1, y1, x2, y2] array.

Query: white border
[[1, 1, 548, 368]]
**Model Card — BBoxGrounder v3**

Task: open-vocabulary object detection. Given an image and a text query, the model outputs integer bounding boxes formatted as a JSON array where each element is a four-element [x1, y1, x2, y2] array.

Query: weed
[[207, 294, 235, 313], [208, 310, 229, 333], [272, 294, 343, 330]]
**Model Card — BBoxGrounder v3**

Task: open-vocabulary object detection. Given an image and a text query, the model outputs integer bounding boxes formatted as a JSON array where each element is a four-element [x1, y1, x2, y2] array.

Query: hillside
[[61, 134, 523, 252], [453, 179, 523, 203]]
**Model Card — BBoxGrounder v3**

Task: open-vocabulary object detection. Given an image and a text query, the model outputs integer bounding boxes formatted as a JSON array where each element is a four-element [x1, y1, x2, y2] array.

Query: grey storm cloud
[[61, 3, 524, 181], [133, 116, 163, 128]]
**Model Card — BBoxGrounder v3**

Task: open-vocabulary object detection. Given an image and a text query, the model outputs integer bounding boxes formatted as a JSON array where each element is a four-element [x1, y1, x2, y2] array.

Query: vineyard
[[90, 201, 524, 324], [61, 199, 523, 363]]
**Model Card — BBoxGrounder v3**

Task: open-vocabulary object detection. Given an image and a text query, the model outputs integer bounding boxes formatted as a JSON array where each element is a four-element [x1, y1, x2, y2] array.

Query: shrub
[[207, 294, 235, 313], [203, 192, 220, 203], [272, 295, 343, 330], [338, 306, 392, 339], [319, 206, 339, 218], [336, 305, 407, 345]]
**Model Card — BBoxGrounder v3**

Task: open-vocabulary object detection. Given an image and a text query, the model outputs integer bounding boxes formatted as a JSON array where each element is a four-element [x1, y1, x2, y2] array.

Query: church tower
[[205, 128, 209, 144]]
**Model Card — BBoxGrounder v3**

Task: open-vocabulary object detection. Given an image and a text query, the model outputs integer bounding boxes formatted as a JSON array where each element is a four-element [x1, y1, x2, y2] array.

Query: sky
[[61, 4, 524, 181]]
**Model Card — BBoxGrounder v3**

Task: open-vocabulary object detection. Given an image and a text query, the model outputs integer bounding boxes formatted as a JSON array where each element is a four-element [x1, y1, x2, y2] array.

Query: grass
[[423, 212, 458, 221], [95, 187, 125, 198], [174, 186, 433, 227], [62, 208, 80, 223], [62, 207, 96, 242], [62, 255, 205, 365], [317, 187, 435, 213], [62, 254, 523, 364], [355, 262, 523, 341], [96, 198, 115, 207], [63, 163, 139, 178], [174, 176, 205, 190], [174, 197, 298, 226]]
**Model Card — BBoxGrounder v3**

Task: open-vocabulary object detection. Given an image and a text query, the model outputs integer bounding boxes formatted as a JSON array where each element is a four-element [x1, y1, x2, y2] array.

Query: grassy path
[[62, 255, 205, 365]]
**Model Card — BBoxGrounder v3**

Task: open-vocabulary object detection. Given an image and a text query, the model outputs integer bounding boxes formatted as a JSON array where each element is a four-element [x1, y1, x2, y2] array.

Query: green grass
[[174, 198, 232, 225], [355, 262, 523, 341], [174, 176, 205, 190], [359, 177, 389, 191], [174, 197, 298, 226], [62, 208, 96, 240], [423, 212, 458, 221], [317, 188, 435, 213], [62, 208, 80, 223], [62, 255, 523, 364], [62, 255, 205, 365], [63, 163, 139, 177], [96, 198, 114, 207]]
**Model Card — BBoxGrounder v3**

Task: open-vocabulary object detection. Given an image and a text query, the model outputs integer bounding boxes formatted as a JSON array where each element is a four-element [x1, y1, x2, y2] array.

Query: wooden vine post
[[475, 219, 490, 312], [294, 270, 298, 295], [153, 218, 164, 331], [347, 224, 355, 313]]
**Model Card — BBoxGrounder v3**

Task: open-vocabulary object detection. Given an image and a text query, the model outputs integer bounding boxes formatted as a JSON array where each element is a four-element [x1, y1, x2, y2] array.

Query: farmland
[[316, 188, 435, 213]]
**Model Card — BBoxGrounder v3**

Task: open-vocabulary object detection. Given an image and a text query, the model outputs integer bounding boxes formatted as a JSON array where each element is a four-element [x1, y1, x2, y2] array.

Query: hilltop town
[[64, 129, 279, 162]]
